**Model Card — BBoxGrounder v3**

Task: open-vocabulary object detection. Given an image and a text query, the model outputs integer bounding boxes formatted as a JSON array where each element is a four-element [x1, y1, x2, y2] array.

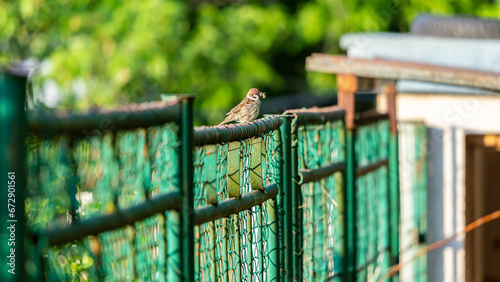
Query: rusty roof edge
[[306, 54, 500, 92]]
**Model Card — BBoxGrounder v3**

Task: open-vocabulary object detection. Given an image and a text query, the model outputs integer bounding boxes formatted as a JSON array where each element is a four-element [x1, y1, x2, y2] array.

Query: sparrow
[[219, 88, 266, 125]]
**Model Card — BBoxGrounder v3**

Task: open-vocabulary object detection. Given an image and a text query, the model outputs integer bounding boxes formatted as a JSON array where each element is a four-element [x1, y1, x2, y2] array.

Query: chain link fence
[[1, 69, 415, 281]]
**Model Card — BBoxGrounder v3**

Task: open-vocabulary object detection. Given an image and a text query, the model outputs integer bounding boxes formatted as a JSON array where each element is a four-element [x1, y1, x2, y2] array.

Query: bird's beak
[[259, 92, 266, 99]]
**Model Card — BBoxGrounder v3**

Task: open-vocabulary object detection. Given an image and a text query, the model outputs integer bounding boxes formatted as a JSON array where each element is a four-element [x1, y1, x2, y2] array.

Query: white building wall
[[398, 123, 418, 282], [382, 93, 500, 282], [341, 32, 500, 282]]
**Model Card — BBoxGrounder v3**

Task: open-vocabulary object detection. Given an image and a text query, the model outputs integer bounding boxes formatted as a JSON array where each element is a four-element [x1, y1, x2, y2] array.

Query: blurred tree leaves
[[1, 0, 499, 124]]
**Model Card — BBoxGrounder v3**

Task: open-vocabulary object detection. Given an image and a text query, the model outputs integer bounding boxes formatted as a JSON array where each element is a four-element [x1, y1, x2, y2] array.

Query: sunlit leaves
[[1, 0, 499, 123], [296, 2, 328, 44]]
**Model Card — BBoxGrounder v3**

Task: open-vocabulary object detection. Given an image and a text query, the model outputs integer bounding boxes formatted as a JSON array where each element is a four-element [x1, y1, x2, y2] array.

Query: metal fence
[[1, 65, 406, 281], [3, 52, 498, 281], [399, 122, 428, 282], [284, 106, 346, 281], [354, 112, 392, 281], [191, 116, 283, 282], [25, 99, 187, 281]]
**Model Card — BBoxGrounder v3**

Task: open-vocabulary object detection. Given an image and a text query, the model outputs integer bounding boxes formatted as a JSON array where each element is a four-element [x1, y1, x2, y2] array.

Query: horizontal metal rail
[[194, 184, 279, 225], [299, 161, 345, 184], [1, 65, 30, 77], [27, 100, 180, 137], [39, 191, 183, 246], [356, 158, 389, 177], [284, 106, 345, 125], [193, 116, 282, 145], [354, 110, 389, 126], [306, 54, 500, 92]]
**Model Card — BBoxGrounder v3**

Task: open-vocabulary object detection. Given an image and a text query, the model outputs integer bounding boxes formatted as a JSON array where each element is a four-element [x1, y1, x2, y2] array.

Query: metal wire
[[354, 120, 391, 281], [189, 129, 281, 282], [23, 103, 406, 281], [297, 120, 345, 280], [25, 122, 180, 280], [397, 122, 428, 282]]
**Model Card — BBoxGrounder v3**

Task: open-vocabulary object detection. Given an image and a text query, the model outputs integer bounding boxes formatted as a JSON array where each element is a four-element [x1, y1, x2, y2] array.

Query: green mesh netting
[[26, 123, 180, 280], [192, 130, 280, 282], [24, 109, 404, 281], [354, 120, 391, 281], [399, 122, 427, 282], [297, 120, 345, 281]]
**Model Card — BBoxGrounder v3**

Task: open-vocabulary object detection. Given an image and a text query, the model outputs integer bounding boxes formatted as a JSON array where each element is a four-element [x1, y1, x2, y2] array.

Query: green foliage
[[1, 0, 499, 124], [46, 243, 96, 281]]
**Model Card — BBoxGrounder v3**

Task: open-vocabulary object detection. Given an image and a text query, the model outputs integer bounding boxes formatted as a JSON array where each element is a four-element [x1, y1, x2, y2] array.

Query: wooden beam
[[337, 74, 357, 129], [306, 54, 500, 92], [385, 83, 398, 133]]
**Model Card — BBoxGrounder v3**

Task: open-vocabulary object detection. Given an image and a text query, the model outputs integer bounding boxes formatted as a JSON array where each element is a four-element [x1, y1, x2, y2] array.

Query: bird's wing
[[226, 97, 249, 115]]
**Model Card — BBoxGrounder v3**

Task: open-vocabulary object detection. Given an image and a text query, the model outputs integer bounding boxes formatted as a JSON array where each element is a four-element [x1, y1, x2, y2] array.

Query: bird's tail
[[218, 116, 233, 126]]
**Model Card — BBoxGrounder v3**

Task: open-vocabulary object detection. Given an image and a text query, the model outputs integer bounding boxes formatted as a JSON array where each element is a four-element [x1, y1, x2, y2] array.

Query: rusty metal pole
[[385, 84, 400, 278], [337, 74, 357, 282], [290, 116, 303, 281]]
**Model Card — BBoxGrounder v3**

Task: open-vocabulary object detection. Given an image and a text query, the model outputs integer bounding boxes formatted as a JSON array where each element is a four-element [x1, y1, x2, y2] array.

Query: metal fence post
[[180, 95, 195, 282], [337, 74, 357, 282], [385, 84, 400, 274], [279, 115, 293, 280], [0, 67, 28, 282], [267, 196, 280, 281], [290, 116, 302, 281]]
